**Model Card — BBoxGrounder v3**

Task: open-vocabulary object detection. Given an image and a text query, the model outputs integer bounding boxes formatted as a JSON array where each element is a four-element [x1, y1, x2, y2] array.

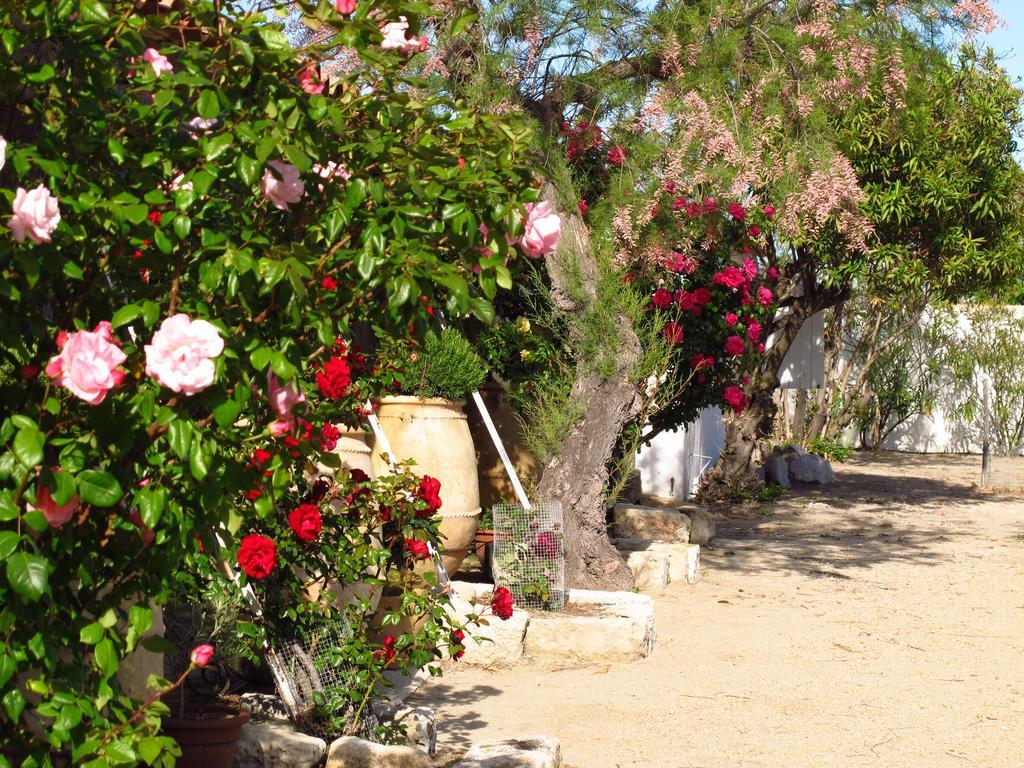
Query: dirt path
[[414, 453, 1024, 767]]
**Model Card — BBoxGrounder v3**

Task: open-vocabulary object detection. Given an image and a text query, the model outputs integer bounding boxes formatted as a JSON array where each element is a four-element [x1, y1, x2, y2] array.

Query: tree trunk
[[536, 184, 640, 591]]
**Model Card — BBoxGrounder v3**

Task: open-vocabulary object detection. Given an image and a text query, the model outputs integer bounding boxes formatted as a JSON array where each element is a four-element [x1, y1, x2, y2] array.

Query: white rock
[[625, 550, 670, 591], [449, 735, 561, 768], [763, 454, 791, 488], [686, 508, 716, 545], [447, 581, 530, 666], [788, 453, 836, 484], [524, 590, 655, 663], [234, 722, 326, 768], [613, 539, 694, 585], [612, 503, 690, 543], [326, 736, 431, 768], [684, 544, 701, 585], [376, 706, 436, 758]]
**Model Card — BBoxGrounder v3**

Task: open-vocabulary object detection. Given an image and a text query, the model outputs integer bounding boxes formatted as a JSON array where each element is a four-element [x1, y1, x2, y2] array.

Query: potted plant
[[473, 507, 497, 577], [371, 329, 490, 574]]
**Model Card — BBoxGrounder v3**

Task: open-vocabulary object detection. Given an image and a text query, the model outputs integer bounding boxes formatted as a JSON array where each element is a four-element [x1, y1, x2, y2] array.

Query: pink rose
[[712, 266, 746, 290], [763, 204, 776, 219], [141, 48, 173, 77], [335, 0, 356, 13], [767, 266, 779, 280], [268, 419, 295, 437], [756, 285, 774, 306], [45, 321, 126, 405], [520, 201, 561, 258], [298, 67, 324, 94], [741, 257, 757, 280], [190, 644, 214, 667], [724, 335, 746, 356], [31, 479, 79, 528], [747, 321, 763, 342], [267, 372, 305, 417], [10, 184, 61, 243], [724, 313, 738, 327], [312, 161, 352, 192], [145, 314, 224, 395], [260, 161, 305, 211], [380, 17, 427, 56]]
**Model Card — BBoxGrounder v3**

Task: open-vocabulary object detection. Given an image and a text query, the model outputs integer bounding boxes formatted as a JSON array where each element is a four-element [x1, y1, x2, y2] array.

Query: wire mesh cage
[[490, 501, 566, 611], [264, 617, 376, 737]]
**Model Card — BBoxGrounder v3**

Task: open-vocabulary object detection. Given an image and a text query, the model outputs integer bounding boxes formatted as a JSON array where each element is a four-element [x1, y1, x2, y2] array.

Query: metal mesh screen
[[265, 618, 369, 736], [490, 501, 566, 611]]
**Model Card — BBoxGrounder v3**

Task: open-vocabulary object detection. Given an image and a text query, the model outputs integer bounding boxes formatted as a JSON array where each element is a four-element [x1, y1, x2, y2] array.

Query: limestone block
[[524, 590, 655, 663], [788, 453, 836, 484], [449, 735, 561, 768], [763, 455, 791, 488], [234, 722, 327, 768], [326, 736, 431, 768], [625, 550, 670, 591], [375, 705, 436, 758], [684, 544, 701, 585], [613, 540, 692, 585], [686, 508, 716, 545], [612, 503, 690, 543], [446, 581, 530, 666]]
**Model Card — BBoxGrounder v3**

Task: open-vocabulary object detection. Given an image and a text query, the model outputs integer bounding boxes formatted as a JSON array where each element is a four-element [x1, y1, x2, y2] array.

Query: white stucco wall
[[635, 407, 725, 501]]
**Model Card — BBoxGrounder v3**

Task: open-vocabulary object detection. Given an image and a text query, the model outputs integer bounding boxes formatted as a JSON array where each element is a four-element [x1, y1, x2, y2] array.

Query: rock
[[377, 668, 430, 708], [326, 736, 431, 768], [614, 539, 693, 585], [686, 508, 716, 545], [684, 544, 701, 585], [788, 453, 836, 484], [612, 503, 690, 543], [524, 590, 655, 663], [234, 722, 326, 768], [240, 693, 291, 723], [374, 705, 436, 758], [763, 454, 791, 488], [449, 735, 561, 768], [625, 550, 670, 591], [447, 581, 530, 666]]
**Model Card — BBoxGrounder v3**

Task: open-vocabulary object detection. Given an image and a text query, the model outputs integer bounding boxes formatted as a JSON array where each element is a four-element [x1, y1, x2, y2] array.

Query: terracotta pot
[[371, 396, 481, 574], [370, 593, 430, 642], [473, 529, 496, 563], [466, 380, 541, 508], [162, 710, 250, 768]]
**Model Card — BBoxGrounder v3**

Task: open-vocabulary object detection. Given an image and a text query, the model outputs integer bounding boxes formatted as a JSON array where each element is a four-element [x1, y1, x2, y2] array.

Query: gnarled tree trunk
[[536, 185, 640, 590]]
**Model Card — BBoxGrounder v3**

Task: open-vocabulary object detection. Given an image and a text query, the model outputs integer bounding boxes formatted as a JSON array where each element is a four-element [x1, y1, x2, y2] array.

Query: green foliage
[[0, 1, 533, 763], [382, 328, 488, 401], [806, 436, 852, 464]]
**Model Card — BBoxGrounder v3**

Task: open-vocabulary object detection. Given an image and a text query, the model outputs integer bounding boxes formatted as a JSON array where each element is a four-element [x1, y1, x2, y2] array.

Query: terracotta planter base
[[162, 710, 250, 768]]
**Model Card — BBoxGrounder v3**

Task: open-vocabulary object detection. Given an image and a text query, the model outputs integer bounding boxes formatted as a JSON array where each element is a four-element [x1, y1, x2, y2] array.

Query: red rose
[[712, 266, 746, 290], [578, 199, 589, 215], [417, 475, 442, 516], [692, 287, 712, 306], [756, 286, 774, 306], [723, 385, 749, 414], [244, 488, 263, 502], [451, 629, 466, 661], [690, 353, 715, 370], [662, 322, 684, 345], [747, 321, 763, 342], [321, 276, 338, 291], [724, 335, 746, 356], [651, 289, 672, 309], [490, 586, 514, 620], [316, 355, 351, 400], [405, 538, 429, 560], [532, 531, 559, 559], [727, 202, 746, 221], [288, 503, 322, 543], [237, 534, 277, 579], [607, 146, 627, 165], [763, 204, 776, 219], [374, 635, 396, 664], [317, 423, 340, 452], [724, 312, 739, 327], [147, 210, 163, 226], [748, 225, 761, 237]]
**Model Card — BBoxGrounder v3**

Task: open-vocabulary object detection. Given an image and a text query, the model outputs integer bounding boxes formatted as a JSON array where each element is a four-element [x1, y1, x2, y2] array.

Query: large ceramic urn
[[371, 396, 481, 575]]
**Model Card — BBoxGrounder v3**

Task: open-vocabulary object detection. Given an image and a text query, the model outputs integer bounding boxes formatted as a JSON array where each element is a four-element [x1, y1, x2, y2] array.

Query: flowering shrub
[[0, 1, 535, 764]]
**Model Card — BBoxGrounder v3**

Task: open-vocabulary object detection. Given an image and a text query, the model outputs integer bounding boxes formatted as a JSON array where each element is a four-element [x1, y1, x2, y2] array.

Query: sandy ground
[[413, 452, 1024, 767]]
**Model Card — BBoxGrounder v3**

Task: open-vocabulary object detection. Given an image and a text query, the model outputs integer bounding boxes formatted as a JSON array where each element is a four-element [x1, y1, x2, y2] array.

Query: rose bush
[[0, 1, 536, 764]]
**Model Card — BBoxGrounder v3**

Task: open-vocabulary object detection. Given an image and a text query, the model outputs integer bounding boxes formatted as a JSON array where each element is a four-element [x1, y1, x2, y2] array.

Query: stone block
[[763, 455, 790, 488], [684, 544, 701, 585], [375, 705, 436, 758], [524, 590, 655, 663], [625, 550, 670, 591], [612, 503, 690, 543], [788, 453, 836, 484], [446, 581, 530, 666], [449, 735, 561, 768], [326, 736, 431, 768], [234, 722, 326, 768], [686, 508, 716, 545], [613, 539, 693, 585]]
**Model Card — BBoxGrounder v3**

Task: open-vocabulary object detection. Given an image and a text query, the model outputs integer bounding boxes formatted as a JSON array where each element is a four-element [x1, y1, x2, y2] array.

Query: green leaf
[[250, 347, 273, 371], [129, 605, 153, 635], [77, 471, 123, 507], [0, 654, 15, 689], [78, 0, 110, 22], [51, 470, 76, 506], [188, 439, 209, 481], [79, 622, 105, 645], [6, 553, 50, 602], [2, 688, 25, 724], [197, 90, 219, 120], [124, 204, 149, 226], [172, 214, 192, 240], [138, 737, 163, 766], [0, 531, 19, 560], [94, 638, 118, 678], [107, 138, 125, 165], [138, 486, 166, 529], [204, 133, 234, 161], [13, 427, 44, 468], [234, 154, 259, 187], [166, 420, 192, 460], [257, 27, 291, 52], [212, 397, 242, 429], [111, 304, 141, 329]]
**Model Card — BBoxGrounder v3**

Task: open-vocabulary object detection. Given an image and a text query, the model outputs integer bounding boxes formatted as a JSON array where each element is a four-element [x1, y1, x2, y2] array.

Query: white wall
[[635, 407, 725, 501]]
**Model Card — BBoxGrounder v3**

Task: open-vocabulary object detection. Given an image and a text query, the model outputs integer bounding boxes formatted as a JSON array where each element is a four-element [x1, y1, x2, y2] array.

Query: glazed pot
[[371, 397, 481, 574], [162, 710, 250, 768]]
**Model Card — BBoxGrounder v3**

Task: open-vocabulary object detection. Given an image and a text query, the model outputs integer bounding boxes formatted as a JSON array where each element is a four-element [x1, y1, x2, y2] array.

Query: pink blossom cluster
[[778, 154, 873, 252]]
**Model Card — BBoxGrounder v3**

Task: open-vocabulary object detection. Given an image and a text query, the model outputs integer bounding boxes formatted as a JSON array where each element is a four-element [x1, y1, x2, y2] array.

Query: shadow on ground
[[410, 683, 503, 749]]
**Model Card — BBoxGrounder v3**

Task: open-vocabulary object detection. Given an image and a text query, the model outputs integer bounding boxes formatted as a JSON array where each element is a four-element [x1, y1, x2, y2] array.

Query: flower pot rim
[[375, 395, 467, 407], [162, 709, 249, 728]]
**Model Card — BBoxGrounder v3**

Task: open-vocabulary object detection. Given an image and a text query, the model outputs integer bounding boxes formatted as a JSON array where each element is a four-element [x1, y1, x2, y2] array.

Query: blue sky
[[981, 1, 1024, 85]]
